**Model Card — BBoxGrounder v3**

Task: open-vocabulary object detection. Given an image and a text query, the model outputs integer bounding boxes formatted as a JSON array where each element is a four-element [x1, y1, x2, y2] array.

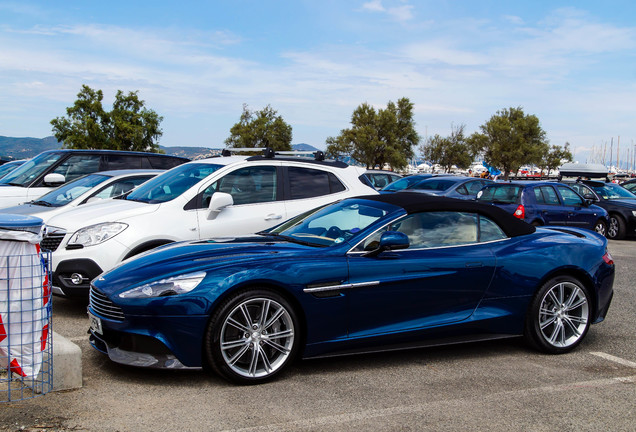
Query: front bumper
[[52, 259, 103, 297]]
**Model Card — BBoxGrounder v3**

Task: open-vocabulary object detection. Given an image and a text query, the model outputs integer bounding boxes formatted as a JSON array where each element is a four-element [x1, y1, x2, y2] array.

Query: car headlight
[[119, 271, 207, 298], [68, 222, 128, 247], [632, 211, 636, 217]]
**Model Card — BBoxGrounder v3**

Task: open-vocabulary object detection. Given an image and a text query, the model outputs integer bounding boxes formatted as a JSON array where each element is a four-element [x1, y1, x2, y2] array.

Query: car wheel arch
[[122, 239, 175, 261], [201, 281, 308, 361], [531, 268, 598, 320]]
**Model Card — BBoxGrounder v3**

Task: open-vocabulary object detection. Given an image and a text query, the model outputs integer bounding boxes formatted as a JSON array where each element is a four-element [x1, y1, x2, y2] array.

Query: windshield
[[592, 182, 636, 200], [269, 199, 400, 247], [0, 161, 24, 179], [410, 179, 455, 191], [382, 175, 430, 192], [32, 173, 110, 207], [0, 152, 63, 187], [126, 162, 223, 204]]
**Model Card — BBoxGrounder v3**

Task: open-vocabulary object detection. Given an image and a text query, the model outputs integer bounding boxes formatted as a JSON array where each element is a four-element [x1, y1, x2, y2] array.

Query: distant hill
[[0, 136, 320, 160]]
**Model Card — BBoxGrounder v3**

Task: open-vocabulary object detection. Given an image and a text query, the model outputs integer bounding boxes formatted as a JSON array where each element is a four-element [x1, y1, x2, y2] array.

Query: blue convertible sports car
[[88, 193, 615, 384]]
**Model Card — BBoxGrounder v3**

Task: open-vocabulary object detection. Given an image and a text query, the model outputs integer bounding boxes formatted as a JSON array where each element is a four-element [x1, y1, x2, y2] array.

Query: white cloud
[[361, 0, 414, 22]]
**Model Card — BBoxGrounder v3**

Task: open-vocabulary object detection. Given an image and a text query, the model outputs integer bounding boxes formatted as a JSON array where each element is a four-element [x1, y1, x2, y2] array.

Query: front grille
[[41, 233, 65, 252], [90, 286, 125, 321]]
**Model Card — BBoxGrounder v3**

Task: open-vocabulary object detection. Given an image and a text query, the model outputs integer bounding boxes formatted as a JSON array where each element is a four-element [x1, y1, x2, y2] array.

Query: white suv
[[42, 151, 376, 297]]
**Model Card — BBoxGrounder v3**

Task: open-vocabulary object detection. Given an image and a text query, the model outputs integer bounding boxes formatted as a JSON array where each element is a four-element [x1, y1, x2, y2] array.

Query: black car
[[564, 179, 636, 239]]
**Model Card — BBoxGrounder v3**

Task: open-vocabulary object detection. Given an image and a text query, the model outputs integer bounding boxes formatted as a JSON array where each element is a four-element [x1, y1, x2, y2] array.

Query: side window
[[467, 181, 485, 194], [207, 166, 277, 206], [104, 155, 142, 170], [92, 176, 153, 200], [288, 167, 346, 199], [536, 186, 560, 205], [355, 211, 485, 251], [557, 186, 583, 206], [51, 155, 101, 182], [569, 183, 594, 199], [456, 184, 469, 195], [479, 215, 507, 242]]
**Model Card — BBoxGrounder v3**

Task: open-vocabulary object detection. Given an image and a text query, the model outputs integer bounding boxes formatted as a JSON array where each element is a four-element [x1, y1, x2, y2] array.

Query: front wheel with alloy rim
[[594, 219, 607, 237], [607, 214, 626, 240], [524, 276, 591, 354], [204, 289, 300, 384]]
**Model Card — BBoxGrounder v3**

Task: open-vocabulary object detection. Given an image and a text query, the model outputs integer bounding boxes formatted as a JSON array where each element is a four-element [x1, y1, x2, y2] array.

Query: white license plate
[[88, 312, 103, 335]]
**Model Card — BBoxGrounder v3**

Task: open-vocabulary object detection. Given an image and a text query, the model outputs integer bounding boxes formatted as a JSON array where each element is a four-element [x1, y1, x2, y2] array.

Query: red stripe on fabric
[[40, 324, 49, 351], [0, 314, 5, 343], [9, 358, 27, 377]]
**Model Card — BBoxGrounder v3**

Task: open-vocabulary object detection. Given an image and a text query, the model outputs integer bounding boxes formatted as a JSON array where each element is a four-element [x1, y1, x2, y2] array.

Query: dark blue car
[[406, 176, 493, 200], [477, 181, 609, 236], [88, 193, 614, 384]]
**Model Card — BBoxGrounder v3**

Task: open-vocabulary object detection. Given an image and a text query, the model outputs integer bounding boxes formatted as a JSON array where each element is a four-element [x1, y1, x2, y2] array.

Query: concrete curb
[[49, 331, 82, 391]]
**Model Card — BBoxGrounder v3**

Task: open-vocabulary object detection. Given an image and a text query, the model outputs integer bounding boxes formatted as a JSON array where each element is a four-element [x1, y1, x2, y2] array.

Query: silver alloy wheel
[[595, 221, 606, 236], [538, 281, 589, 348], [220, 297, 295, 379], [608, 217, 620, 238]]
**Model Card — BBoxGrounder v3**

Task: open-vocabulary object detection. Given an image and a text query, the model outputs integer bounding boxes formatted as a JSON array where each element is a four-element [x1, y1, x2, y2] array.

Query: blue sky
[[1, 1, 636, 165]]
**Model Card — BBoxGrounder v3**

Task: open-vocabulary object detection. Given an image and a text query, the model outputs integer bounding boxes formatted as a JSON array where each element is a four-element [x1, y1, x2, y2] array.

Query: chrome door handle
[[265, 214, 283, 221]]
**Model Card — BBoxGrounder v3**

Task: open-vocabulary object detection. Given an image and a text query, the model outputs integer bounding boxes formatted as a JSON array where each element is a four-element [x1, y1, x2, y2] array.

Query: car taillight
[[602, 251, 614, 265], [513, 204, 525, 219]]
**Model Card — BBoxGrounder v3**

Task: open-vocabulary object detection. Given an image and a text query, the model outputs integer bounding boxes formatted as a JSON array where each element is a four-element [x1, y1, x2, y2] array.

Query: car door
[[555, 185, 596, 228], [196, 164, 286, 238], [282, 165, 350, 220], [532, 185, 567, 225], [345, 211, 499, 338]]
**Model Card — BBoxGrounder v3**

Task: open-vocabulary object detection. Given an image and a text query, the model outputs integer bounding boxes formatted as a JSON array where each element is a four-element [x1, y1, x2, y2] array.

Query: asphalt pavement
[[1, 240, 635, 432]]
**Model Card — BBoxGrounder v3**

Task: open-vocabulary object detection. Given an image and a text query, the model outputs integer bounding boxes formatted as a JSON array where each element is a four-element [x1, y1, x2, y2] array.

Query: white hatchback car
[[42, 152, 376, 297], [0, 169, 161, 223]]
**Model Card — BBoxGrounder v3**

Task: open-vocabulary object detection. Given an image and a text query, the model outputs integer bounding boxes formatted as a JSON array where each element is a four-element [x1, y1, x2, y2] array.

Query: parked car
[[406, 176, 492, 200], [88, 192, 614, 384], [380, 173, 442, 193], [563, 179, 636, 240], [0, 159, 26, 180], [43, 152, 377, 297], [0, 169, 161, 222], [0, 149, 188, 207], [476, 181, 609, 236], [364, 170, 402, 190], [619, 178, 636, 194]]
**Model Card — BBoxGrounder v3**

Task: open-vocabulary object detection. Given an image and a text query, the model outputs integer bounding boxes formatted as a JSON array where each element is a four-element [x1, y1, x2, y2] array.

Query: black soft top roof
[[359, 192, 536, 238]]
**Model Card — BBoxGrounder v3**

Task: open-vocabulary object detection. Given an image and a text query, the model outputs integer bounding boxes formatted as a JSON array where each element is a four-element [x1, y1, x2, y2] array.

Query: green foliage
[[420, 124, 474, 173], [541, 142, 573, 175], [469, 107, 548, 180], [51, 85, 163, 152], [326, 97, 419, 170], [225, 104, 292, 151]]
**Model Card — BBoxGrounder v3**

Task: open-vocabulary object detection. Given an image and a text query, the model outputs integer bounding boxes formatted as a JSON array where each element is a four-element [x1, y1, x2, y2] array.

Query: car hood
[[608, 198, 636, 209], [0, 203, 56, 217], [46, 198, 158, 231], [93, 236, 323, 295]]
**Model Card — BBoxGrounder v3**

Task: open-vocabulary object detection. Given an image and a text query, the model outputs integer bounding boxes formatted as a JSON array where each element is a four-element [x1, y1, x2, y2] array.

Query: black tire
[[524, 276, 591, 354], [607, 214, 626, 240], [204, 289, 300, 384], [594, 219, 607, 237]]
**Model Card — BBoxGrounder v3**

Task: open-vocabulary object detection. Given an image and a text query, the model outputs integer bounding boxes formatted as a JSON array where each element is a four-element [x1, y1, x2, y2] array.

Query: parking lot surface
[[1, 241, 635, 431]]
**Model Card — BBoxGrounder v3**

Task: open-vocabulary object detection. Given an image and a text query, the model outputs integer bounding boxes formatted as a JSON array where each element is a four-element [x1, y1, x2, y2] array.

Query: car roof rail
[[221, 147, 328, 162]]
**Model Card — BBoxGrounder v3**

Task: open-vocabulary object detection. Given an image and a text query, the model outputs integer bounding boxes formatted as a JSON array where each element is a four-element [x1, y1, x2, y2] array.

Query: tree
[[420, 124, 474, 173], [469, 107, 549, 180], [325, 97, 419, 170], [225, 104, 292, 151], [540, 142, 573, 176], [51, 85, 164, 152]]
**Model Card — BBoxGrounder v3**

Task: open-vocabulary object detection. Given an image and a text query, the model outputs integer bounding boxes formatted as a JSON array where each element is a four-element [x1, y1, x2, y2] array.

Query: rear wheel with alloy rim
[[524, 276, 591, 354], [204, 289, 299, 384], [594, 219, 607, 237]]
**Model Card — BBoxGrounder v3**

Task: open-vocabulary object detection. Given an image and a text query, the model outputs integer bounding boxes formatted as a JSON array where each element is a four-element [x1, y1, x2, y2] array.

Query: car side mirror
[[43, 173, 65, 186], [363, 231, 409, 257], [207, 192, 234, 220], [583, 193, 597, 201]]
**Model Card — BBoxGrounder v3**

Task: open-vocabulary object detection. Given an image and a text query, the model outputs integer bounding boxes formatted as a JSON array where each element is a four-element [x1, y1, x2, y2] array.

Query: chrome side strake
[[303, 281, 380, 293]]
